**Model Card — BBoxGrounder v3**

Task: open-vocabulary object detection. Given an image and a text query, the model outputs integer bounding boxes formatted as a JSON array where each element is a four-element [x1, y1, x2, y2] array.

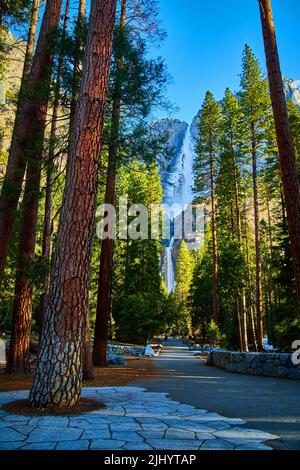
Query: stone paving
[[0, 386, 278, 450]]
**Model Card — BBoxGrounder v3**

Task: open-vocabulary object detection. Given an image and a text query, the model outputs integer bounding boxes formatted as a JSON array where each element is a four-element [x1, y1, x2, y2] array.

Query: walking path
[[0, 386, 277, 450], [0, 337, 283, 450], [134, 338, 300, 450]]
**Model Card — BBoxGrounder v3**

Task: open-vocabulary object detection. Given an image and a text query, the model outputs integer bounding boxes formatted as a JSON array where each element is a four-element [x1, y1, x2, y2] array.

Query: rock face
[[152, 118, 188, 204], [155, 77, 300, 208], [283, 77, 300, 107], [207, 351, 300, 380]]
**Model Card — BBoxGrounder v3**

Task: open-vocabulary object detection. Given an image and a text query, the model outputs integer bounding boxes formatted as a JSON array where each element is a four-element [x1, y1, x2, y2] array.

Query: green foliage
[[0, 1, 31, 27], [111, 159, 168, 343], [174, 240, 194, 336], [193, 91, 223, 199], [206, 320, 225, 347], [190, 234, 213, 339], [287, 99, 300, 180]]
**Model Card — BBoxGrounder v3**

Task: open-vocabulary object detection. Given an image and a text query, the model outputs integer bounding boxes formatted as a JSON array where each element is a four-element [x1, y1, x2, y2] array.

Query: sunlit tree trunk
[[93, 0, 127, 366], [210, 153, 219, 324], [251, 124, 264, 350], [232, 151, 248, 351], [29, 0, 116, 408], [259, 0, 300, 297], [38, 0, 70, 334], [69, 0, 86, 133], [0, 0, 62, 288]]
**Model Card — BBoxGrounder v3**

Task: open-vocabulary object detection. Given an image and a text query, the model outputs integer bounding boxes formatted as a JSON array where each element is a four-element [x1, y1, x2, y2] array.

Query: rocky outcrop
[[207, 350, 300, 380], [283, 77, 300, 107], [152, 118, 188, 204]]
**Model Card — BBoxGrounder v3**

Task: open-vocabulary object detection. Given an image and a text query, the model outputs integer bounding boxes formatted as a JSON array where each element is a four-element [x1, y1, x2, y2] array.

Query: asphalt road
[[134, 338, 300, 450]]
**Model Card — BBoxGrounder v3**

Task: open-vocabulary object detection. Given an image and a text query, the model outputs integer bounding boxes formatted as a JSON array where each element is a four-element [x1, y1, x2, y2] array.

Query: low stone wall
[[207, 350, 300, 380], [107, 344, 146, 358]]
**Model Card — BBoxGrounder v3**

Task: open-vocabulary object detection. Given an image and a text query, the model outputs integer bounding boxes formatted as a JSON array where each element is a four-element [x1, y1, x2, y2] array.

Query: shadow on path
[[133, 338, 300, 450]]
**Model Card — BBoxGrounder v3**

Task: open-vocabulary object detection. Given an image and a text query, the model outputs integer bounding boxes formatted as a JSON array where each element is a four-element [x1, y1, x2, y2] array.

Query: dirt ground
[[0, 356, 162, 392]]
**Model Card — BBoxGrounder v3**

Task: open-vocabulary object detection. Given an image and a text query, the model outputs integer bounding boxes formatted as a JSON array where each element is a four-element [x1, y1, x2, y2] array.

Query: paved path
[[134, 338, 300, 450], [0, 387, 277, 450]]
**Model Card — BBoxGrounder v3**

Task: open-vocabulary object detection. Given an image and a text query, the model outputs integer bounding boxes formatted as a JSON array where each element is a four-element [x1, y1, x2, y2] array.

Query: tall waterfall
[[165, 237, 175, 293], [164, 126, 196, 292], [172, 126, 196, 209]]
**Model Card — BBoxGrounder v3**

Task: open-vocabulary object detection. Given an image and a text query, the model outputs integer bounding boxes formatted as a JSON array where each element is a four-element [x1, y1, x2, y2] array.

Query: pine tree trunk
[[8, 1, 70, 374], [0, 0, 62, 288], [232, 154, 248, 351], [38, 0, 70, 332], [251, 125, 264, 350], [93, 0, 126, 367], [250, 305, 258, 351], [7, 159, 42, 373], [236, 299, 243, 351], [240, 295, 249, 352], [259, 0, 300, 297], [29, 0, 116, 408], [83, 307, 94, 380], [69, 0, 86, 133], [210, 153, 219, 324]]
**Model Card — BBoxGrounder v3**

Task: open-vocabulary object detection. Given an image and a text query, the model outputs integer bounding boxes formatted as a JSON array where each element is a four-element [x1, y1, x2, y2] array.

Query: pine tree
[[190, 233, 213, 341], [7, 0, 70, 375], [218, 88, 248, 351], [240, 45, 271, 350], [287, 99, 300, 180], [194, 91, 222, 324], [259, 0, 300, 298], [93, 0, 127, 367], [0, 0, 31, 29], [93, 0, 168, 365], [174, 240, 194, 336], [112, 159, 165, 344], [29, 0, 117, 408], [0, 0, 63, 288]]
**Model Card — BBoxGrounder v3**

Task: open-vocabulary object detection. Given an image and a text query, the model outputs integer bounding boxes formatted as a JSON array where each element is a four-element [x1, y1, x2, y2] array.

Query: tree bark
[[38, 0, 70, 334], [83, 307, 94, 380], [7, 0, 70, 374], [93, 0, 126, 366], [210, 153, 219, 324], [259, 0, 300, 297], [5, 0, 40, 374], [251, 124, 264, 350], [232, 149, 248, 351], [69, 0, 86, 134], [29, 0, 116, 408], [0, 0, 62, 289]]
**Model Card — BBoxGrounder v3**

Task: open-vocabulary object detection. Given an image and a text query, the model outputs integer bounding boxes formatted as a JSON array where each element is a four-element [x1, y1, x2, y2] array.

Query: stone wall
[[207, 351, 300, 380], [107, 344, 146, 358]]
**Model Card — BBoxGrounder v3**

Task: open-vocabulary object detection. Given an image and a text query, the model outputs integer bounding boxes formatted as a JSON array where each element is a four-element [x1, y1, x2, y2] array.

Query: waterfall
[[163, 126, 196, 293], [172, 126, 196, 208], [165, 237, 175, 293]]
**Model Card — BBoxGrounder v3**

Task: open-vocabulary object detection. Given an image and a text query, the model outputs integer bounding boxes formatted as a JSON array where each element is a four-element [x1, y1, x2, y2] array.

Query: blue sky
[[154, 0, 300, 124]]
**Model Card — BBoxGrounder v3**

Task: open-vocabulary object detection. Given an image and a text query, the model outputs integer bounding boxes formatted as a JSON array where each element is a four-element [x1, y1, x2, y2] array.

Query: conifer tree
[[259, 0, 300, 297], [112, 159, 165, 344], [175, 240, 194, 336], [287, 99, 300, 179], [240, 45, 271, 350], [93, 0, 168, 365], [218, 88, 248, 351], [0, 0, 63, 288], [194, 91, 222, 324], [7, 0, 70, 375], [29, 0, 117, 408]]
